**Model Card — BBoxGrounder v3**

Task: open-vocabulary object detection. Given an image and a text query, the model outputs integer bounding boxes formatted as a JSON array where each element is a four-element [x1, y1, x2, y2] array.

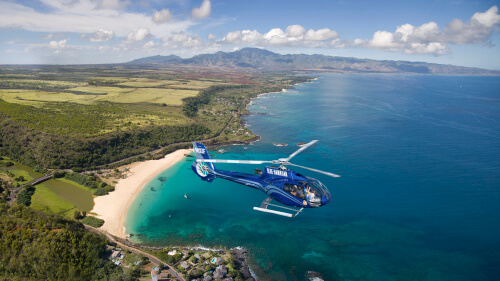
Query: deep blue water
[[126, 74, 500, 281]]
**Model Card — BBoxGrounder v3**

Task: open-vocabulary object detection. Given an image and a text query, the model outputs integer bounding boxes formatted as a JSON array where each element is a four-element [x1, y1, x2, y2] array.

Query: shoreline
[[91, 149, 192, 239], [90, 77, 316, 239]]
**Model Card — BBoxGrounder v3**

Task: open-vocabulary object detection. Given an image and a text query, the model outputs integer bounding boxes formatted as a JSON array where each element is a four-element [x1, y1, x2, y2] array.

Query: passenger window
[[284, 183, 305, 200]]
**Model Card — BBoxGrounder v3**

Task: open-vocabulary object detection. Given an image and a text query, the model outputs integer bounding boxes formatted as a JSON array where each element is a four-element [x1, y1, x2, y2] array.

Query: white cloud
[[143, 40, 157, 48], [222, 25, 340, 47], [191, 0, 211, 19], [366, 5, 500, 55], [442, 6, 500, 45], [207, 33, 216, 40], [369, 31, 397, 49], [89, 29, 115, 42], [472, 6, 500, 27], [123, 28, 151, 44], [49, 39, 67, 49], [304, 28, 338, 41], [152, 9, 172, 24], [96, 0, 130, 10], [286, 25, 306, 38], [0, 0, 195, 38], [162, 32, 202, 47]]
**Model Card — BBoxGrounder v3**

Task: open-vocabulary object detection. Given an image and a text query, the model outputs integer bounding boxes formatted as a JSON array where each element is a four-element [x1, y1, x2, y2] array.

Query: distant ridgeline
[[127, 47, 500, 76]]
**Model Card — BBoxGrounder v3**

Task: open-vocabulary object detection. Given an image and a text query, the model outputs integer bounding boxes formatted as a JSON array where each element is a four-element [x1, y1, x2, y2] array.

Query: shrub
[[81, 216, 104, 228], [17, 185, 35, 206], [93, 188, 107, 196]]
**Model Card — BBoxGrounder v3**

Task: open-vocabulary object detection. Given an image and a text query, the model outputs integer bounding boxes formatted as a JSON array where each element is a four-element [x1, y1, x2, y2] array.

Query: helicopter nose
[[321, 195, 330, 206]]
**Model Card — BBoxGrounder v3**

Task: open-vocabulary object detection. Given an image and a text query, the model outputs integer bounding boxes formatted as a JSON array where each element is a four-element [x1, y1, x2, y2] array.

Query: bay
[[126, 73, 500, 281]]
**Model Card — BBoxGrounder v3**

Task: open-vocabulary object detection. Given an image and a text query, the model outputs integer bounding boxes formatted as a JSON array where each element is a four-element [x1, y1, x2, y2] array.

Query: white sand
[[91, 149, 192, 238]]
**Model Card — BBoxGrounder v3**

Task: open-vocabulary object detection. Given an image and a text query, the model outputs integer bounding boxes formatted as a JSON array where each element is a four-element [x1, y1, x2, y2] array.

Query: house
[[202, 252, 211, 259], [213, 265, 227, 279], [180, 261, 190, 270], [168, 250, 177, 256], [111, 250, 121, 259]]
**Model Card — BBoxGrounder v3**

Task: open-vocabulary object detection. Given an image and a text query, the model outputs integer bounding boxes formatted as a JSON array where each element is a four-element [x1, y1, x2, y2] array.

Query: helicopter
[[191, 140, 340, 217]]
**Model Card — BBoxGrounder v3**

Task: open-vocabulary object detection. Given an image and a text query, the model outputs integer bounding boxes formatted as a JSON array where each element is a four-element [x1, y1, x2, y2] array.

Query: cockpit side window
[[283, 183, 305, 200]]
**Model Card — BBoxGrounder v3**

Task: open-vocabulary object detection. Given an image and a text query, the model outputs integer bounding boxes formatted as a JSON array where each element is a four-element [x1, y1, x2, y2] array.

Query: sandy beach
[[91, 149, 192, 239]]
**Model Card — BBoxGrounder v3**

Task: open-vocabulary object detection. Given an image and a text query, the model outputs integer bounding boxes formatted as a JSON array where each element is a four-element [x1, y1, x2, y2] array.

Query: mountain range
[[127, 48, 499, 75]]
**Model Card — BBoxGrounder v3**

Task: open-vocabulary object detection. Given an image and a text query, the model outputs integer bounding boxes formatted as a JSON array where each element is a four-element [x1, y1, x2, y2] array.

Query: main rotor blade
[[287, 163, 341, 178], [285, 140, 318, 162], [196, 159, 272, 165]]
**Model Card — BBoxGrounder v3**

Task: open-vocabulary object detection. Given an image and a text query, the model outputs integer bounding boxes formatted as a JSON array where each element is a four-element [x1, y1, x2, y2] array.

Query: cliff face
[[127, 48, 500, 75]]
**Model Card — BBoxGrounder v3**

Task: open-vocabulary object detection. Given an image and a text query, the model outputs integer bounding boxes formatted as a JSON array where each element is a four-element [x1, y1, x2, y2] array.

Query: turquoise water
[[126, 74, 500, 281]]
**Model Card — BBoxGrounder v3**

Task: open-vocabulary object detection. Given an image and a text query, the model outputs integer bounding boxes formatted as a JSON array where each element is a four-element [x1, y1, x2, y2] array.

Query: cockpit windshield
[[283, 177, 331, 207], [304, 177, 331, 201]]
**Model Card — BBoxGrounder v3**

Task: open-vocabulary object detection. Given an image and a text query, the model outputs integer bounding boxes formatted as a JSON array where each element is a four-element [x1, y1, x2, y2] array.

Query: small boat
[[184, 193, 188, 199]]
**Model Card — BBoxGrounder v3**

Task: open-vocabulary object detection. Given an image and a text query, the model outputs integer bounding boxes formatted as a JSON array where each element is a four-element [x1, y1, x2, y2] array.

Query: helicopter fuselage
[[192, 163, 331, 208]]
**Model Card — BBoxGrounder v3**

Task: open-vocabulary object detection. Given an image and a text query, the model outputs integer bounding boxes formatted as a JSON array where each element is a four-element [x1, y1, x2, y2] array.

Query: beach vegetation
[[81, 216, 105, 227]]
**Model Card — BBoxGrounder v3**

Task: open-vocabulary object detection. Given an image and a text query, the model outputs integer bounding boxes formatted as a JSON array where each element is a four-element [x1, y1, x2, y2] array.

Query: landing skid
[[253, 197, 304, 217]]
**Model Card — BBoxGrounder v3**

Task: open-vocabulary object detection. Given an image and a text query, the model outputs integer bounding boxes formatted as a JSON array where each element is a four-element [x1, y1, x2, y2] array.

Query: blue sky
[[1, 0, 499, 69]]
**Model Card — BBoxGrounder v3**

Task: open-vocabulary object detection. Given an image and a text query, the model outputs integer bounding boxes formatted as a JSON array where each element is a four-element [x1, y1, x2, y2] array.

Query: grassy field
[[0, 89, 97, 105], [116, 77, 180, 87], [30, 184, 78, 217], [0, 87, 198, 106]]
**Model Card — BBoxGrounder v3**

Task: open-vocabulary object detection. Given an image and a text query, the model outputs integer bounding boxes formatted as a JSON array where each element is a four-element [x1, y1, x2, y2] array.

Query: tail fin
[[192, 142, 216, 181]]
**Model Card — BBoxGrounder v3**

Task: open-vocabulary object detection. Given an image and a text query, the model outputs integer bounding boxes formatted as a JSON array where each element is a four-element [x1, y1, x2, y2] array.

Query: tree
[[17, 185, 35, 206], [74, 209, 82, 220]]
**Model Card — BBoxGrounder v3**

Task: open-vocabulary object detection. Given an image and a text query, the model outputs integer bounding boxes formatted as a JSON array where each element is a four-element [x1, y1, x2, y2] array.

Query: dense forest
[[0, 117, 210, 168], [0, 204, 140, 280]]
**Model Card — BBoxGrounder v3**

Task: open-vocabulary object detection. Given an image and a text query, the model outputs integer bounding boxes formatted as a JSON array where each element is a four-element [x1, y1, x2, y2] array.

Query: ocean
[[125, 73, 500, 281]]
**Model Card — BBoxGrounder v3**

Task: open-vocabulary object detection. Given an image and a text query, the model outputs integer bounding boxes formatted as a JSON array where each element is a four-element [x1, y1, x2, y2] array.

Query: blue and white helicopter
[[191, 140, 340, 217]]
